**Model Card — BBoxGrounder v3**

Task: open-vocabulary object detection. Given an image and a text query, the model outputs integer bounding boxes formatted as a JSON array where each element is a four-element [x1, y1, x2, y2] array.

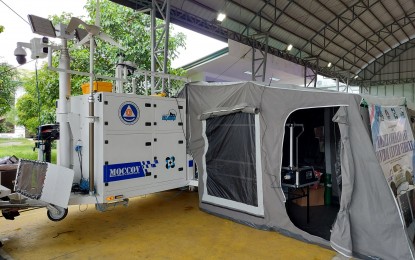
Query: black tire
[[47, 207, 68, 222]]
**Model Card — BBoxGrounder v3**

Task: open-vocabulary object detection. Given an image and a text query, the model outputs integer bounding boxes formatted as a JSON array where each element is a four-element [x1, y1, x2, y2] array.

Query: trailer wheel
[[47, 207, 68, 221]]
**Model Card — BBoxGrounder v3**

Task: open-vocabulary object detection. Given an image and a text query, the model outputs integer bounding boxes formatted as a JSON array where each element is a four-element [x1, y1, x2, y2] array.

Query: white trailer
[[68, 92, 191, 205], [9, 92, 196, 221], [2, 13, 197, 221]]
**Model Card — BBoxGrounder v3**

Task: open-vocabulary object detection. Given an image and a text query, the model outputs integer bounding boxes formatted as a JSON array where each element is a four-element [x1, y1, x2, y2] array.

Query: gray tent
[[179, 81, 414, 259]]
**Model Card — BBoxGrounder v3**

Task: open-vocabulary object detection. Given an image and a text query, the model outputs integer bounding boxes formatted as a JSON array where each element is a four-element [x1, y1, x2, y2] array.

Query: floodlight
[[28, 14, 56, 38], [327, 62, 332, 67], [217, 12, 226, 22], [287, 44, 293, 51]]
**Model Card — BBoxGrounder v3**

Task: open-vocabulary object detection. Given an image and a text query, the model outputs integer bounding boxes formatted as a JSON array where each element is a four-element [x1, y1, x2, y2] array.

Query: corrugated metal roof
[[111, 0, 415, 83]]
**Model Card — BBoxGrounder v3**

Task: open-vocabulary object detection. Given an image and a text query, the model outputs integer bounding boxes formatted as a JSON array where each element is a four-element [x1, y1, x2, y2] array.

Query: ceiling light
[[327, 62, 332, 68], [244, 71, 252, 75], [217, 12, 226, 22], [286, 44, 293, 51], [354, 75, 358, 79]]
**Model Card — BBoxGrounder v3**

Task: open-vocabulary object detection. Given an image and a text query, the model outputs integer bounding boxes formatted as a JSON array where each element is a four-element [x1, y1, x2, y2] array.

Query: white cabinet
[[70, 93, 189, 203]]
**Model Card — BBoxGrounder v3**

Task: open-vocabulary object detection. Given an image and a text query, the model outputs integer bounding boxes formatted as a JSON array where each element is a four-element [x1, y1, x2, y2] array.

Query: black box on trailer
[[281, 166, 318, 188]]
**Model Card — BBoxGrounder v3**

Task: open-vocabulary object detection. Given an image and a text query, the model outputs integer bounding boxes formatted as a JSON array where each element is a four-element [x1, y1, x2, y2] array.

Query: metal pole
[[336, 78, 339, 92], [144, 73, 148, 95], [252, 47, 255, 81], [115, 56, 123, 93], [150, 1, 156, 95], [346, 77, 349, 93], [162, 0, 171, 93], [38, 142, 45, 161], [57, 39, 71, 168], [89, 40, 95, 195], [304, 66, 307, 87], [289, 124, 293, 168], [122, 65, 127, 93], [132, 78, 136, 94], [168, 75, 171, 96]]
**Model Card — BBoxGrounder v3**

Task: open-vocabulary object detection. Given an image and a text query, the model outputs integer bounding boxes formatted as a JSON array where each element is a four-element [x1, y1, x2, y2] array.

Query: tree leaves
[[0, 61, 19, 117], [17, 0, 186, 135]]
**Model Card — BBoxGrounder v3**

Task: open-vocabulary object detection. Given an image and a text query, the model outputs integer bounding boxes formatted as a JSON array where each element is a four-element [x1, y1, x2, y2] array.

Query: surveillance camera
[[30, 38, 48, 59], [16, 55, 27, 65], [14, 38, 49, 65], [14, 46, 27, 65]]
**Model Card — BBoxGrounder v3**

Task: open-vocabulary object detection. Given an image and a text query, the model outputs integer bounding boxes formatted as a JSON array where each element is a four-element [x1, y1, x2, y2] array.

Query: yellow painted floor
[[0, 190, 336, 259]]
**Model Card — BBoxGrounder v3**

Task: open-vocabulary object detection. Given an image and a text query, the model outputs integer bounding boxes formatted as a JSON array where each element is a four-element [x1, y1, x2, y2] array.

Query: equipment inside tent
[[179, 81, 415, 260]]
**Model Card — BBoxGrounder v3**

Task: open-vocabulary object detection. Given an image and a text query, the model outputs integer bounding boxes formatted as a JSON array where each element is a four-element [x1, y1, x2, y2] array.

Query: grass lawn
[[0, 138, 57, 163]]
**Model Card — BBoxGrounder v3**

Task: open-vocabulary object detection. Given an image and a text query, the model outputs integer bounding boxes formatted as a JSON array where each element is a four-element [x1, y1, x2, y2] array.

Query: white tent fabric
[[330, 107, 354, 257], [179, 81, 415, 259]]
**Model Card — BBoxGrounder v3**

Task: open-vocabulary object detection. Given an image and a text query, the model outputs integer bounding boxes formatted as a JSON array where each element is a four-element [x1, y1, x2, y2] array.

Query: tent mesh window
[[205, 112, 258, 206]]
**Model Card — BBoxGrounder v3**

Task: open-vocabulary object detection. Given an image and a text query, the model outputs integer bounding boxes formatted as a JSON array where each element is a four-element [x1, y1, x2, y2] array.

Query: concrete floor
[[0, 190, 336, 259]]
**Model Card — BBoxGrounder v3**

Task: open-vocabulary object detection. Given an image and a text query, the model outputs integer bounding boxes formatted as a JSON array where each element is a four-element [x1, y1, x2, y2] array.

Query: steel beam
[[304, 57, 319, 88], [338, 9, 415, 75], [356, 39, 415, 84], [251, 33, 269, 82], [150, 0, 170, 94]]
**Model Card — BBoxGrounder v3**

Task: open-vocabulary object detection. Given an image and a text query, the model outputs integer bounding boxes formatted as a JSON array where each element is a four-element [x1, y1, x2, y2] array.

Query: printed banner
[[369, 104, 415, 237]]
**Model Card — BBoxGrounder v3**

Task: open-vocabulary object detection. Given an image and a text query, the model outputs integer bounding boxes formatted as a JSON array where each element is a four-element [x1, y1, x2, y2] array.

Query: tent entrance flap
[[282, 107, 341, 241], [201, 112, 264, 216]]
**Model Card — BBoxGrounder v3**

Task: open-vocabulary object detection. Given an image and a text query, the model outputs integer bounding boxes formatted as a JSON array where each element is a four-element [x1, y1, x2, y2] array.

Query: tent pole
[[289, 124, 293, 169]]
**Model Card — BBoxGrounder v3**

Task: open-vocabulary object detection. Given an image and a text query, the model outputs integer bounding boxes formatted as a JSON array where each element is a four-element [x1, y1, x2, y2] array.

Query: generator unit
[[68, 93, 190, 204], [11, 92, 195, 220]]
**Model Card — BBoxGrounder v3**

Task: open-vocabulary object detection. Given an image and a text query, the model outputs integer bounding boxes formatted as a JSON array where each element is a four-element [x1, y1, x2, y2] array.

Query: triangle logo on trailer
[[119, 101, 140, 125], [123, 105, 136, 118]]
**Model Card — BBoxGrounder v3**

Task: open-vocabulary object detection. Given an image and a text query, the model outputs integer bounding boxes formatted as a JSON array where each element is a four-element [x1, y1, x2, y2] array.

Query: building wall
[[0, 86, 26, 138]]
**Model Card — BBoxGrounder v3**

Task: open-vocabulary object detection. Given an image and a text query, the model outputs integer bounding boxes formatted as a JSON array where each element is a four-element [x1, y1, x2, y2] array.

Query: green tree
[[0, 61, 19, 117], [17, 0, 186, 135], [17, 64, 58, 134], [0, 60, 19, 133]]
